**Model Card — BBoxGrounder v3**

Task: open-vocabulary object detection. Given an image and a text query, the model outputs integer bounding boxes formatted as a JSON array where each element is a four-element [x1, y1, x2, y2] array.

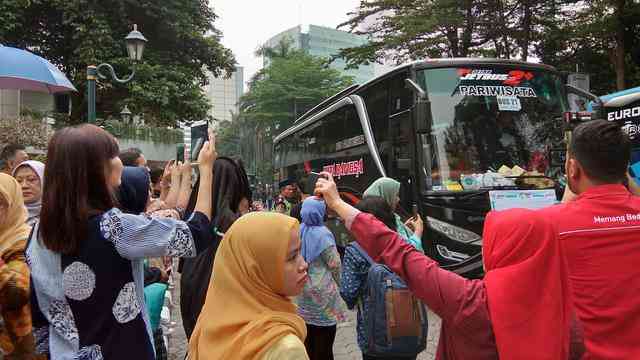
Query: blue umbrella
[[0, 45, 77, 94]]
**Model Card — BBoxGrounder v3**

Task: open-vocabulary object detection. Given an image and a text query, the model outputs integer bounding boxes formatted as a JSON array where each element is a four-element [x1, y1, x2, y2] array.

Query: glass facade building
[[204, 66, 244, 123], [265, 25, 375, 85]]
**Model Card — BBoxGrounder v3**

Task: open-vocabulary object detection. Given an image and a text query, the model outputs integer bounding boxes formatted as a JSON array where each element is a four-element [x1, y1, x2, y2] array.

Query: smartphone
[[412, 204, 419, 219], [305, 172, 327, 195], [176, 144, 185, 163], [191, 137, 205, 162], [190, 122, 209, 161]]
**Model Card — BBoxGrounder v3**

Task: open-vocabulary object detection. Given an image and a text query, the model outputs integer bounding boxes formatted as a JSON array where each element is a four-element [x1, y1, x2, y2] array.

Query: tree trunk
[[614, 0, 626, 90]]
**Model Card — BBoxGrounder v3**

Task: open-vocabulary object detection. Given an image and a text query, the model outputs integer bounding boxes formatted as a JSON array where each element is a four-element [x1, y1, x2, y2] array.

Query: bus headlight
[[426, 216, 482, 245]]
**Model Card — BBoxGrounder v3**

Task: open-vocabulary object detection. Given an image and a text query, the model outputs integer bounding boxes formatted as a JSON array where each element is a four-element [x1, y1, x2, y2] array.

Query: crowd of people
[[0, 119, 638, 360]]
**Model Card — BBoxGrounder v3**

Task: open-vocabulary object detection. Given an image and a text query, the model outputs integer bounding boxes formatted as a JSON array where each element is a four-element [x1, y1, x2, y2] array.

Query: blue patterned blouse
[[27, 208, 210, 360]]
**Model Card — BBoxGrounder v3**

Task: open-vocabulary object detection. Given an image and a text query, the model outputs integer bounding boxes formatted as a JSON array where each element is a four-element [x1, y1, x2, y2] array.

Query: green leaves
[[0, 0, 235, 125], [340, 0, 640, 93], [217, 42, 354, 184], [241, 44, 354, 133]]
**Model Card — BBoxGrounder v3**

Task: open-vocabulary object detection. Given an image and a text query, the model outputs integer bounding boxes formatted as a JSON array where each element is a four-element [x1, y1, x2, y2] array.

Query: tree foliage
[[240, 40, 354, 132], [536, 0, 640, 91], [0, 0, 235, 125], [217, 40, 354, 183], [339, 0, 640, 92]]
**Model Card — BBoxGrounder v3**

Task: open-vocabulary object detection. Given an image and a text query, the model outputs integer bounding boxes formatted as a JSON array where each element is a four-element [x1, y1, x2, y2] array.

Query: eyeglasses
[[15, 176, 40, 186]]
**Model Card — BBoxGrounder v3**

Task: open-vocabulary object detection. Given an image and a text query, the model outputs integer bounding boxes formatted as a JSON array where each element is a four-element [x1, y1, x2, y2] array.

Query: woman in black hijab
[[180, 157, 251, 339], [117, 166, 151, 214]]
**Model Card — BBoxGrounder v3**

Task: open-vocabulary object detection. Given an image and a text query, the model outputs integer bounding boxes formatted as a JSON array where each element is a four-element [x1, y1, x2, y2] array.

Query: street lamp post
[[87, 24, 147, 123]]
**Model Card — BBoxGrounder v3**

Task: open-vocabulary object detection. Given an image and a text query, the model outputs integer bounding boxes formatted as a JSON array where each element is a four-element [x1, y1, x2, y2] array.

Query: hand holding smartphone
[[306, 171, 329, 197]]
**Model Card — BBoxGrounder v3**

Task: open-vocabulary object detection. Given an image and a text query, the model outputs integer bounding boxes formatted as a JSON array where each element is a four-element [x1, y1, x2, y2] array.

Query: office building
[[264, 25, 375, 84], [203, 66, 244, 123]]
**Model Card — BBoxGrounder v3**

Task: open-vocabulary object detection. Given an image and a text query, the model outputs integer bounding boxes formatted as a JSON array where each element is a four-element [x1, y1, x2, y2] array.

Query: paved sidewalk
[[168, 273, 441, 360], [168, 274, 188, 360]]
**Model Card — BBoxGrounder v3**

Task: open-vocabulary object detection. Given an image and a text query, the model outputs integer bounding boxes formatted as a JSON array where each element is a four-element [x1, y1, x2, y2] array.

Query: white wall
[[117, 138, 179, 162], [0, 89, 54, 118]]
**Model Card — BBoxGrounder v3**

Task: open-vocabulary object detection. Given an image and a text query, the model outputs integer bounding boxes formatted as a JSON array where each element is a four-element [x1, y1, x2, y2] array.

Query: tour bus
[[274, 58, 575, 277], [586, 86, 640, 180]]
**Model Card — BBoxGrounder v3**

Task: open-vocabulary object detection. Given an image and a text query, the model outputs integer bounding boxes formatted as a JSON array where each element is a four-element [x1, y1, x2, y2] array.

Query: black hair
[[569, 120, 631, 184], [0, 143, 25, 161], [119, 147, 144, 166], [356, 196, 397, 231], [296, 175, 307, 194], [186, 157, 251, 235], [149, 168, 163, 184], [40, 124, 119, 254], [117, 166, 151, 214]]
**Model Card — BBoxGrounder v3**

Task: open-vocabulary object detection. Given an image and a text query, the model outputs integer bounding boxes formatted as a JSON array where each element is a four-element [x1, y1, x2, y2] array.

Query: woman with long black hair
[[27, 124, 216, 359], [180, 156, 251, 339]]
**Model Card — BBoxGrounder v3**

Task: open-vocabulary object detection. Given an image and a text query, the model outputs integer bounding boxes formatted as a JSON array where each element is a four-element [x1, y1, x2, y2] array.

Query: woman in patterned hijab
[[0, 173, 41, 359]]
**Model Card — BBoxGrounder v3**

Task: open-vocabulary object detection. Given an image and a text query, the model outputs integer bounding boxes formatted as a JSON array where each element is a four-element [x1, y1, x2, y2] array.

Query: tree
[[535, 0, 640, 92], [0, 0, 235, 125], [240, 40, 354, 133], [340, 0, 640, 94], [218, 40, 353, 184], [337, 1, 583, 65]]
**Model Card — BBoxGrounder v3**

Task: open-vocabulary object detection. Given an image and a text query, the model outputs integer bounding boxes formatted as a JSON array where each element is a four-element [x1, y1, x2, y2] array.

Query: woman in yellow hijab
[[188, 212, 310, 360], [0, 173, 41, 359]]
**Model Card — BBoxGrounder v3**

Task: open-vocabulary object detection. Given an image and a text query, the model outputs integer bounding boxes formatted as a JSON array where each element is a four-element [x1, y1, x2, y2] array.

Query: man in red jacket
[[539, 119, 640, 359]]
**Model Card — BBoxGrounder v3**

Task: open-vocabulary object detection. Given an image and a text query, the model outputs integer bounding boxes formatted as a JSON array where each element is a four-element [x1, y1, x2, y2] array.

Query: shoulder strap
[[351, 242, 375, 266], [26, 221, 39, 249]]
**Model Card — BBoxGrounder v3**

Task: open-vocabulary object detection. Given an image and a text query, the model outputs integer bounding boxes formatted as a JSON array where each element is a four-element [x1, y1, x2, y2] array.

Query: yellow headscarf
[[0, 174, 30, 256], [188, 212, 307, 360]]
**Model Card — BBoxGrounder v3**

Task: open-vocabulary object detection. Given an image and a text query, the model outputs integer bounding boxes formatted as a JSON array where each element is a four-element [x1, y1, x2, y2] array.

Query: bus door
[[388, 73, 417, 214]]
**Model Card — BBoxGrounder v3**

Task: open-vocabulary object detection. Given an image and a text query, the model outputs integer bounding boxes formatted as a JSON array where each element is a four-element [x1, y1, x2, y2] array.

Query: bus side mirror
[[414, 99, 431, 133], [405, 78, 431, 133]]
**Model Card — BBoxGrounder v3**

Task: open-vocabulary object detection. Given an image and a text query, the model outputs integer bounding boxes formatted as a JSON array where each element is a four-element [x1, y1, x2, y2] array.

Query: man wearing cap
[[274, 178, 297, 215]]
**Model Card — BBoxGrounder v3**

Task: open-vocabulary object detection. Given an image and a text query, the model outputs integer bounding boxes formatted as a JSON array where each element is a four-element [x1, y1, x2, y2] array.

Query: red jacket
[[348, 211, 584, 360], [539, 184, 640, 359]]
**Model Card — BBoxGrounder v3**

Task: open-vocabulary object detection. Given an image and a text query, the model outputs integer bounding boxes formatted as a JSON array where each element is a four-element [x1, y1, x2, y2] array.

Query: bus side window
[[389, 72, 412, 113], [361, 79, 391, 152], [388, 73, 416, 213]]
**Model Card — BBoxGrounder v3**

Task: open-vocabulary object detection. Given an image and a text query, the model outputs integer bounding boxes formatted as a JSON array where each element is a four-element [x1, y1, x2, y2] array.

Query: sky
[[209, 0, 362, 89]]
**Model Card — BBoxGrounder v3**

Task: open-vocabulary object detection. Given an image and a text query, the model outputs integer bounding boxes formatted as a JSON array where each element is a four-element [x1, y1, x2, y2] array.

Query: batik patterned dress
[[295, 246, 347, 326], [0, 240, 45, 360], [27, 208, 210, 359]]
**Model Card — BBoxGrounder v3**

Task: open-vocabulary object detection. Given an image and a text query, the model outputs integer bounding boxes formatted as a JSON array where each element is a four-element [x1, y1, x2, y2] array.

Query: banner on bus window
[[323, 158, 364, 178], [455, 69, 537, 98], [459, 85, 536, 98], [457, 69, 534, 86]]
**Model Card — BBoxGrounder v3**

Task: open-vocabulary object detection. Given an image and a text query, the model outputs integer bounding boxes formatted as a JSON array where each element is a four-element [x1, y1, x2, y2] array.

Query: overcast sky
[[210, 0, 362, 89]]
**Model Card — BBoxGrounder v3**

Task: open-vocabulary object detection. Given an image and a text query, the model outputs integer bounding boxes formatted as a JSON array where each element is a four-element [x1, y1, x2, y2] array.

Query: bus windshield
[[417, 66, 567, 191]]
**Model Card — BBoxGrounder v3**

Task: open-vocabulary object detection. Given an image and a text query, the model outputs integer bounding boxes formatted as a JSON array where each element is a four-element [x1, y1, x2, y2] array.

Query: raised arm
[[100, 208, 211, 260], [176, 160, 194, 212], [192, 132, 217, 220], [315, 173, 486, 322], [159, 160, 174, 202], [164, 161, 181, 208]]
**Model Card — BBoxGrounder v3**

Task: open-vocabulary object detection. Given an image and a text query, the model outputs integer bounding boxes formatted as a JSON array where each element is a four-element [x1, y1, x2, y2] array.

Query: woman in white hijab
[[12, 160, 45, 225]]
